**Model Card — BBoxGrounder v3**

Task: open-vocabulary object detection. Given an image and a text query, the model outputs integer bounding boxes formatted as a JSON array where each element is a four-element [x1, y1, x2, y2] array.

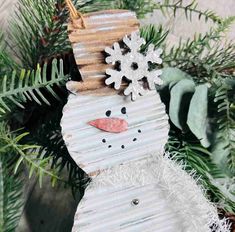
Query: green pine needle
[[0, 32, 17, 77], [140, 25, 169, 51], [153, 0, 222, 24], [166, 132, 235, 213], [164, 16, 235, 81], [0, 59, 68, 114], [0, 123, 62, 188], [212, 79, 235, 175], [10, 0, 71, 68], [0, 149, 23, 232]]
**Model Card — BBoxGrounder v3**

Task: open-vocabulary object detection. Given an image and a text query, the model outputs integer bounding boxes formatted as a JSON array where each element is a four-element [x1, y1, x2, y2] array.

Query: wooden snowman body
[[61, 9, 229, 232], [62, 90, 172, 231]]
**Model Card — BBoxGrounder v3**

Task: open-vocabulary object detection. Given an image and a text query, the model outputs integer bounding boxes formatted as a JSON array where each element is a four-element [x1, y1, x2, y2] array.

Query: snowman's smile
[[102, 129, 142, 149]]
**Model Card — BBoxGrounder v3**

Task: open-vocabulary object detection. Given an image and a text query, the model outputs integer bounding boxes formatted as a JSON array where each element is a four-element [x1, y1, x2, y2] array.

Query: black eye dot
[[102, 139, 106, 143], [138, 129, 142, 133], [106, 110, 111, 117], [133, 138, 137, 142], [121, 145, 125, 149], [121, 107, 126, 114], [108, 145, 112, 148]]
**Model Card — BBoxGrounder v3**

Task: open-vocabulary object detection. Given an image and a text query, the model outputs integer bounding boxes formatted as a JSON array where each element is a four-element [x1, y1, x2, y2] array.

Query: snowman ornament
[[62, 9, 229, 232]]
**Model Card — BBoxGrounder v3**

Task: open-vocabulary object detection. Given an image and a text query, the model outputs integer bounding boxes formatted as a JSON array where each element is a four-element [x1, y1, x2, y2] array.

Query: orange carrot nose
[[88, 118, 128, 133]]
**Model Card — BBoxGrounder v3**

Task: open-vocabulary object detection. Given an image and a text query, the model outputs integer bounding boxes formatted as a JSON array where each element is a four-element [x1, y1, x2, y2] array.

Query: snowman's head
[[61, 86, 169, 175]]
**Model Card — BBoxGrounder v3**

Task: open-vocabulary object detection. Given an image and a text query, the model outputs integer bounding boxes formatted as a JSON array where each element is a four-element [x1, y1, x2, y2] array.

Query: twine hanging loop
[[65, 0, 86, 28]]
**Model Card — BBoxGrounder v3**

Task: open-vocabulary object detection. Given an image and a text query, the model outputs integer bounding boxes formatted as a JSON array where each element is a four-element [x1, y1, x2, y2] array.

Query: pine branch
[[140, 25, 169, 52], [0, 59, 67, 114], [76, 0, 156, 18], [166, 131, 235, 213], [27, 110, 88, 193], [199, 42, 235, 79], [112, 0, 158, 19], [0, 153, 22, 232], [153, 0, 222, 24], [0, 32, 17, 77], [10, 0, 71, 68], [212, 79, 235, 175], [0, 123, 62, 187], [164, 17, 235, 81]]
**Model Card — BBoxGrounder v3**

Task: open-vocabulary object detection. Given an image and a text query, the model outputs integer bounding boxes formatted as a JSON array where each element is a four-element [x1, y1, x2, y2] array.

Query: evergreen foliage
[[0, 59, 67, 114], [166, 131, 235, 213], [0, 123, 61, 187], [163, 16, 235, 79], [0, 145, 22, 232], [0, 33, 16, 76], [10, 0, 71, 68], [140, 25, 169, 52], [212, 79, 235, 176], [139, 3, 235, 214]]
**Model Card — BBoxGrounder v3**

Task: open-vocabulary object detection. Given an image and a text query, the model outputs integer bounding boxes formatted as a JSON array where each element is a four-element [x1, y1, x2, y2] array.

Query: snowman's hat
[[67, 8, 139, 95]]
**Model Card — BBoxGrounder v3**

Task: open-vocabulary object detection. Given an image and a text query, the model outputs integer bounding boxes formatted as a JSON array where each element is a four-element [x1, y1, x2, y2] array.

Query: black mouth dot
[[102, 139, 106, 143], [133, 138, 137, 142], [138, 129, 142, 133], [121, 145, 125, 149], [106, 110, 111, 117], [121, 107, 127, 114], [108, 145, 112, 148]]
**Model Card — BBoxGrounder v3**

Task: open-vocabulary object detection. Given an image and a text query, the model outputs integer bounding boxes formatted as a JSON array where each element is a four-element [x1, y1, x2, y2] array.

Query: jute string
[[65, 0, 86, 28]]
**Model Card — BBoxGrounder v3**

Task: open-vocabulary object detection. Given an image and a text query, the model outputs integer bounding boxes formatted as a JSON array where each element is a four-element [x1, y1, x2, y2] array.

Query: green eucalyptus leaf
[[187, 85, 210, 148], [161, 67, 192, 86], [169, 79, 196, 130]]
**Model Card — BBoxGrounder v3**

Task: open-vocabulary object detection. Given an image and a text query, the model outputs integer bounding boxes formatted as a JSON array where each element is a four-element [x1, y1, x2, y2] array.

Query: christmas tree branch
[[0, 156, 23, 232], [153, 0, 222, 24], [0, 59, 68, 114], [0, 123, 62, 187]]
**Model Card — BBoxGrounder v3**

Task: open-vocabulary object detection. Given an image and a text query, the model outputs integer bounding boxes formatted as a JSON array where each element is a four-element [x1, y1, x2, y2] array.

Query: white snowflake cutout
[[105, 31, 163, 100]]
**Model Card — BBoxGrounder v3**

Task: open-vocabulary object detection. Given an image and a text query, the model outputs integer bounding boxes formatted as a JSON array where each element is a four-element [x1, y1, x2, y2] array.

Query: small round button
[[131, 199, 139, 206]]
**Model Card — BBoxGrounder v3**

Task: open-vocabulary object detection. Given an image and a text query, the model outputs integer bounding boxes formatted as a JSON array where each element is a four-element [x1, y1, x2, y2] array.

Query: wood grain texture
[[74, 183, 182, 232], [68, 10, 139, 89]]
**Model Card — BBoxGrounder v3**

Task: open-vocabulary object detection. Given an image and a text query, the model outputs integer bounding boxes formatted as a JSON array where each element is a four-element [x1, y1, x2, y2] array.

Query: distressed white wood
[[61, 88, 229, 231], [72, 157, 229, 232], [61, 90, 169, 175]]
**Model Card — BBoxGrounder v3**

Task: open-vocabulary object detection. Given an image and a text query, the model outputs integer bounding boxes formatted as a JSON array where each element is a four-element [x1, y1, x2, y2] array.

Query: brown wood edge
[[66, 80, 126, 96], [67, 9, 139, 31]]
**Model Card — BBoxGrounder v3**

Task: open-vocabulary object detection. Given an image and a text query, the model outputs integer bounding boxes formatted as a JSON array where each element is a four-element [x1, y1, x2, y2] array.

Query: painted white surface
[[72, 156, 229, 232], [61, 90, 169, 174]]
